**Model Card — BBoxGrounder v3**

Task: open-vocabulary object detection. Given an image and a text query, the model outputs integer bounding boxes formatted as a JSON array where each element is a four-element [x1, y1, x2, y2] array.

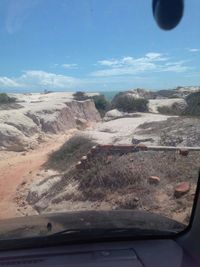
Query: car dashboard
[[0, 239, 196, 267]]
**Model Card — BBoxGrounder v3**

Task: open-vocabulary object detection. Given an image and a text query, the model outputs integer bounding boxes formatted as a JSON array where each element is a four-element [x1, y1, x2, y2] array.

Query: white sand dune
[[85, 112, 172, 145]]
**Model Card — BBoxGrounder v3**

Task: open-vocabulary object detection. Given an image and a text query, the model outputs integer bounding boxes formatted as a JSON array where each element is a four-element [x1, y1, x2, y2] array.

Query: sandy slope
[[148, 98, 186, 113], [86, 112, 172, 145], [0, 130, 75, 219], [0, 112, 173, 219]]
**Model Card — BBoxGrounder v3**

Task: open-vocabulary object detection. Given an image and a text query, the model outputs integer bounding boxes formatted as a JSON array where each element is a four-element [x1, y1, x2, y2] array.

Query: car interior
[[0, 0, 200, 266]]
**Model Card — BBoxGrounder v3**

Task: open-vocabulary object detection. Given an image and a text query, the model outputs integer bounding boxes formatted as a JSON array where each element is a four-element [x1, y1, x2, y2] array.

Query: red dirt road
[[0, 131, 75, 219]]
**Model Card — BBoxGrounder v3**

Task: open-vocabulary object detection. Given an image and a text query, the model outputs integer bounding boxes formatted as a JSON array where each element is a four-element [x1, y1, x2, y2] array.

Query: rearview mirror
[[152, 0, 184, 30]]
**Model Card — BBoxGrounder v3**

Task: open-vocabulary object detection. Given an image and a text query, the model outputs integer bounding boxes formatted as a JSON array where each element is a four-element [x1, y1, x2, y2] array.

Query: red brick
[[136, 143, 148, 151], [174, 182, 190, 198], [149, 176, 160, 185]]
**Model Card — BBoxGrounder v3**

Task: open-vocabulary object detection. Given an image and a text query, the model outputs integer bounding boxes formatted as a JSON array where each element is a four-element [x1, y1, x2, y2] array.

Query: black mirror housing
[[153, 0, 184, 30]]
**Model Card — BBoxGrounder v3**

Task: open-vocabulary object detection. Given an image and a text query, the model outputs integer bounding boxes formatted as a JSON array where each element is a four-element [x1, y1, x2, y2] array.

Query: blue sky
[[0, 0, 200, 92]]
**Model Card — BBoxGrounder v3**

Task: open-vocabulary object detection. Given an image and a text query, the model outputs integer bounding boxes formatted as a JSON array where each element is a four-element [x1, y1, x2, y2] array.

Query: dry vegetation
[[31, 137, 200, 225], [45, 134, 96, 171], [137, 116, 200, 147], [69, 151, 199, 221], [0, 93, 22, 110], [111, 93, 149, 112]]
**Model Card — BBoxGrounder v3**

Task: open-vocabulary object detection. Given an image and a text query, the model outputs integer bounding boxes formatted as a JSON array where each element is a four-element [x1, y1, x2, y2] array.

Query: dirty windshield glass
[[0, 0, 199, 240]]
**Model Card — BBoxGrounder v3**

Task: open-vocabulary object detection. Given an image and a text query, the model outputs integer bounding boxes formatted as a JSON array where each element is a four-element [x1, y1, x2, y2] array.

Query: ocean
[[96, 91, 121, 101]]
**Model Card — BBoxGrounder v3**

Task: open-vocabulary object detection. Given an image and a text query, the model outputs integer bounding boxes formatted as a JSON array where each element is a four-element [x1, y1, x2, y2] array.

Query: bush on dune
[[77, 155, 147, 191], [73, 91, 111, 117], [157, 103, 183, 116], [112, 93, 149, 112], [184, 91, 200, 116], [47, 135, 96, 171], [92, 94, 111, 117], [73, 91, 89, 101], [0, 93, 16, 104]]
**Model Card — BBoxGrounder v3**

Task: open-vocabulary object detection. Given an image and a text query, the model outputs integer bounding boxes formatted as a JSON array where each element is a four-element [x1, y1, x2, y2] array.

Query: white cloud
[[98, 59, 121, 67], [0, 70, 153, 91], [0, 70, 82, 89], [18, 70, 81, 88], [162, 61, 189, 72], [188, 48, 200, 52], [61, 63, 78, 69], [91, 52, 189, 77], [91, 65, 156, 77], [0, 53, 192, 91], [98, 53, 168, 69], [0, 77, 20, 87], [145, 52, 167, 61]]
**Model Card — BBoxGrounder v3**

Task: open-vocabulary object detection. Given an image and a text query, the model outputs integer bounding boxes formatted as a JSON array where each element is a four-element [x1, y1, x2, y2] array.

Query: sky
[[0, 0, 200, 92]]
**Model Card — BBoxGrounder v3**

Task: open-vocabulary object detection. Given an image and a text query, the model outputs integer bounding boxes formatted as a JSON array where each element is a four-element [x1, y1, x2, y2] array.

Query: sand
[[0, 130, 76, 219]]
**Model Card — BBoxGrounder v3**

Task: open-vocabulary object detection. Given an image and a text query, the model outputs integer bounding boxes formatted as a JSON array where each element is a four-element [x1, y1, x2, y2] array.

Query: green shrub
[[168, 95, 180, 99], [47, 135, 96, 171], [73, 92, 111, 117], [73, 91, 89, 101], [0, 93, 16, 104], [184, 91, 200, 116], [157, 101, 187, 116], [112, 94, 149, 112], [157, 104, 182, 115], [157, 106, 175, 115], [92, 94, 111, 117]]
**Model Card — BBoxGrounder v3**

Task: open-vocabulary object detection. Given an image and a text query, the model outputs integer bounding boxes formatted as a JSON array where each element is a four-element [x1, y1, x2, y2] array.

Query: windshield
[[0, 0, 199, 243]]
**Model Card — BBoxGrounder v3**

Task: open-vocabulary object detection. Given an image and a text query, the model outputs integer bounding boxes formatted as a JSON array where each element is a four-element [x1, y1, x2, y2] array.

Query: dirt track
[[0, 131, 75, 219]]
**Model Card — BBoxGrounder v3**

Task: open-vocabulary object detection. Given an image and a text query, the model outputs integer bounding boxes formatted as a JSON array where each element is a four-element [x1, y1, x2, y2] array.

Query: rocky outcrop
[[66, 100, 100, 122], [26, 100, 101, 134], [103, 109, 142, 121], [145, 86, 200, 99], [116, 87, 200, 100], [0, 123, 32, 151], [175, 86, 200, 98], [26, 105, 77, 134], [0, 112, 39, 136], [0, 93, 101, 151], [0, 111, 40, 151]]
